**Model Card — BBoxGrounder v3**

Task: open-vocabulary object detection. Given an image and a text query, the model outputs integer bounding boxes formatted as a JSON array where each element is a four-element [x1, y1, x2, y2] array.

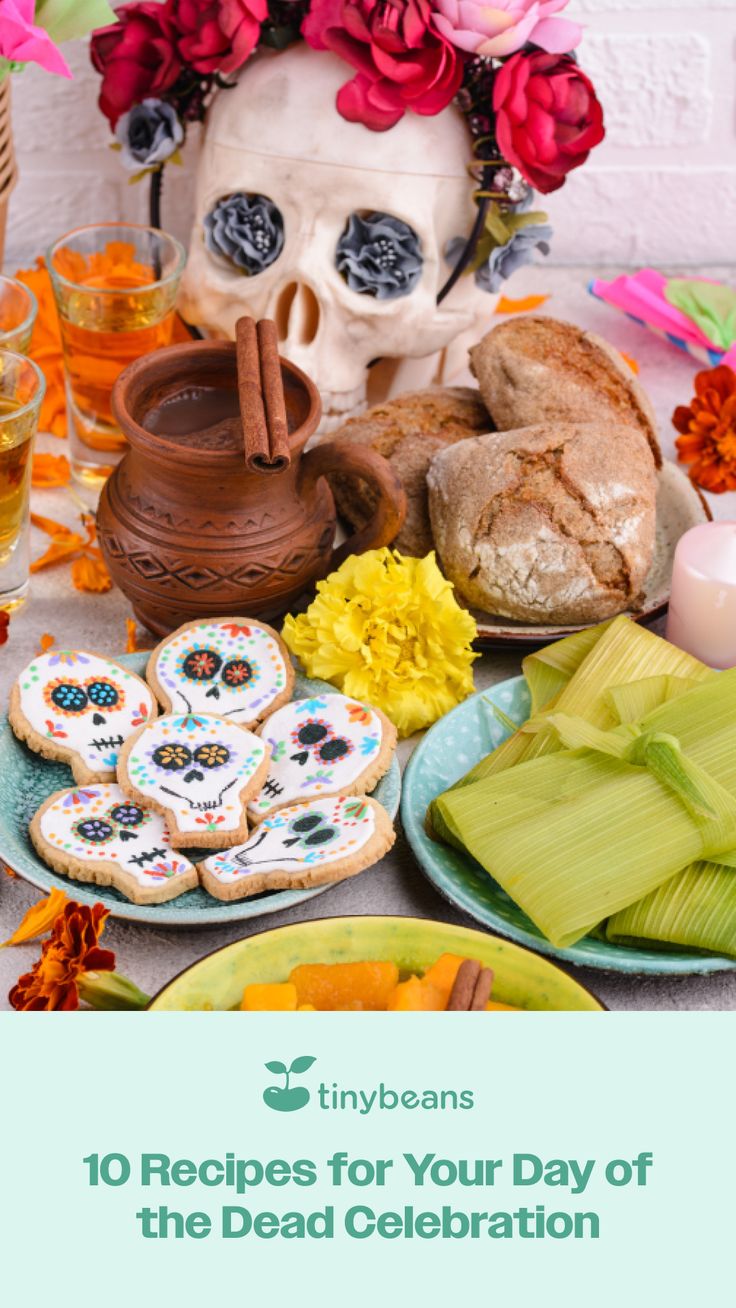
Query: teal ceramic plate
[[401, 676, 735, 975], [0, 656, 401, 927]]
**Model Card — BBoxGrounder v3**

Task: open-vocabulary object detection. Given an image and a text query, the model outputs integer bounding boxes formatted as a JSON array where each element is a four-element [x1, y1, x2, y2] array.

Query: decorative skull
[[248, 693, 389, 822], [149, 619, 292, 725], [179, 44, 493, 433], [201, 795, 380, 900], [121, 713, 268, 840], [14, 651, 155, 781], [33, 783, 198, 901]]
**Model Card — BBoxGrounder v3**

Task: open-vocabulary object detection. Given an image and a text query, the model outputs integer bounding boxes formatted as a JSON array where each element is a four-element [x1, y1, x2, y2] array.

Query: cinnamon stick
[[257, 318, 291, 472], [235, 315, 291, 474], [447, 958, 494, 1011], [470, 967, 494, 1011]]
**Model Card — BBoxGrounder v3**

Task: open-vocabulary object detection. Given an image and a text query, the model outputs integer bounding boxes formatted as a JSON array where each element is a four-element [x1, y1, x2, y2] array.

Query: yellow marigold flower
[[282, 549, 478, 737]]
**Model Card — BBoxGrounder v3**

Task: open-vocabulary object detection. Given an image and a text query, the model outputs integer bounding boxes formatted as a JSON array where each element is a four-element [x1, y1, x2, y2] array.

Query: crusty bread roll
[[427, 423, 658, 624], [470, 316, 661, 469], [325, 388, 492, 556]]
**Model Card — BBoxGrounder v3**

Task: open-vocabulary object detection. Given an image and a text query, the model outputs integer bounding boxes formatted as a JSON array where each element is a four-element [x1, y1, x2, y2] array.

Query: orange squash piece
[[486, 1000, 520, 1011], [421, 953, 466, 1007], [387, 976, 446, 1011], [289, 961, 399, 1011], [241, 983, 297, 1011]]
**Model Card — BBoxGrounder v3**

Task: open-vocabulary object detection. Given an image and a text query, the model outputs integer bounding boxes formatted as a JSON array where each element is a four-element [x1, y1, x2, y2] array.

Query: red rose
[[171, 0, 268, 75], [90, 2, 181, 126], [303, 0, 463, 131], [493, 51, 605, 195]]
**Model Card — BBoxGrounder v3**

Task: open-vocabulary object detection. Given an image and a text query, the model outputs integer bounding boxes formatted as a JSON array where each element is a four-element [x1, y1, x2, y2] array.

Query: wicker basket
[[0, 77, 17, 268]]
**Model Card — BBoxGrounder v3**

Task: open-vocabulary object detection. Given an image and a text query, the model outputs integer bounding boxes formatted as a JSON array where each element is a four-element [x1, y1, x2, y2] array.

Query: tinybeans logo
[[263, 1055, 316, 1113]]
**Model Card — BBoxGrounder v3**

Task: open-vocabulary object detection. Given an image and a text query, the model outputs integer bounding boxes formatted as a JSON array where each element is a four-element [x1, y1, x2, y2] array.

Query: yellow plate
[[149, 915, 604, 1011]]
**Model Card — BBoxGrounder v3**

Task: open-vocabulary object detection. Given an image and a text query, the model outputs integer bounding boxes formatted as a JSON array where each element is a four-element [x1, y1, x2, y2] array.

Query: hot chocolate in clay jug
[[96, 317, 406, 636]]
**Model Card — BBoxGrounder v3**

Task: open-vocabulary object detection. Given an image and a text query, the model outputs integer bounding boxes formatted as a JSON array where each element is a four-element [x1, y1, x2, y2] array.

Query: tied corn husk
[[430, 618, 736, 949], [606, 860, 736, 959]]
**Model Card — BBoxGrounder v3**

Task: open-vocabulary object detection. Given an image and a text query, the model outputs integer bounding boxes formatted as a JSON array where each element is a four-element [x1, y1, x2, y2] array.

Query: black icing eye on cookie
[[74, 817, 115, 844], [181, 649, 222, 682], [222, 658, 253, 688], [86, 679, 121, 709], [109, 803, 146, 827], [287, 811, 339, 848], [152, 743, 193, 771], [193, 743, 231, 769], [318, 737, 352, 763], [49, 682, 88, 713]]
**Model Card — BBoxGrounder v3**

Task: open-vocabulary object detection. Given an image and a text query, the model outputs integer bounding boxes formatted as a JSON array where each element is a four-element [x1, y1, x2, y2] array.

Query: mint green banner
[[2, 1015, 733, 1305]]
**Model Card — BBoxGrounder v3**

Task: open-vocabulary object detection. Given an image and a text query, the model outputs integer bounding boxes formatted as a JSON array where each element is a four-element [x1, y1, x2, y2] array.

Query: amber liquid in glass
[[0, 395, 34, 571], [55, 248, 177, 484]]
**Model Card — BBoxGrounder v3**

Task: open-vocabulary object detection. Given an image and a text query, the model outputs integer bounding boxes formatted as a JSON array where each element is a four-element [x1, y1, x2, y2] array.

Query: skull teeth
[[91, 735, 125, 750]]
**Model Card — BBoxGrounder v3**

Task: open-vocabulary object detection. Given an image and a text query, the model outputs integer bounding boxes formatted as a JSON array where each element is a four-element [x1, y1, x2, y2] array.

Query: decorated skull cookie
[[30, 783, 198, 905], [118, 713, 270, 847], [200, 795, 395, 902], [9, 651, 156, 783], [249, 694, 396, 822], [147, 618, 294, 726]]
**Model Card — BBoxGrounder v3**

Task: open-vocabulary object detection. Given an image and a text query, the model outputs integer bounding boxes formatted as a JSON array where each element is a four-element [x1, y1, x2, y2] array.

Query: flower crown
[[91, 1, 605, 301]]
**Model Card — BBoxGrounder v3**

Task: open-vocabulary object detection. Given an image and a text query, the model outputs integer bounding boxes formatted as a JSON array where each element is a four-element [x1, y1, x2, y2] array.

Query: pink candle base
[[666, 522, 736, 669]]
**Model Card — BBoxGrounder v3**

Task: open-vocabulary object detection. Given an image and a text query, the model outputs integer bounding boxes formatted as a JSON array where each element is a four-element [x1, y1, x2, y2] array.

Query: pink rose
[[170, 0, 268, 75], [303, 0, 463, 131], [494, 50, 605, 194], [434, 0, 581, 58], [0, 0, 71, 77]]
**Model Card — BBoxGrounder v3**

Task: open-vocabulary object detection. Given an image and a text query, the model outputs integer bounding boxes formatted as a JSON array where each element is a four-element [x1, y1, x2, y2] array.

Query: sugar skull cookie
[[249, 694, 396, 822], [117, 713, 270, 847], [30, 783, 198, 905], [146, 618, 294, 727], [200, 795, 395, 901], [9, 650, 156, 783]]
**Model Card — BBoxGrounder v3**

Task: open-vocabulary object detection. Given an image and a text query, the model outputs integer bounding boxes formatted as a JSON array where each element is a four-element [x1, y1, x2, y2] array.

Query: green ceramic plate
[[0, 656, 400, 927], [149, 914, 604, 1010], [401, 676, 735, 976]]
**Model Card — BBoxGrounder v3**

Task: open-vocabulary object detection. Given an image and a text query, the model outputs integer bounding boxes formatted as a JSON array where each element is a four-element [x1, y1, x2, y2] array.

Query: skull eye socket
[[74, 817, 115, 844], [86, 678, 122, 709], [336, 211, 423, 301], [193, 743, 231, 769], [290, 813, 323, 834], [222, 658, 254, 688], [152, 743, 193, 771], [287, 811, 339, 849], [203, 192, 285, 276], [317, 736, 352, 764], [296, 722, 329, 747], [109, 803, 147, 828], [181, 649, 222, 682], [49, 682, 88, 713]]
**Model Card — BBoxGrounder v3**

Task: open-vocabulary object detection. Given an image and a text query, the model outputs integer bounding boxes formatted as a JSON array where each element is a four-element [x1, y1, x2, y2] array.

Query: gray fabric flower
[[115, 99, 183, 172], [336, 212, 423, 300], [204, 193, 285, 275], [446, 223, 553, 295]]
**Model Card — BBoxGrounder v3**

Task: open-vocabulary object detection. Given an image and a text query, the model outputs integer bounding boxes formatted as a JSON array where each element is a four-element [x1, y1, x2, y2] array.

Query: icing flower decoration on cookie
[[147, 618, 294, 727], [200, 794, 395, 901], [249, 693, 396, 822], [10, 651, 157, 784]]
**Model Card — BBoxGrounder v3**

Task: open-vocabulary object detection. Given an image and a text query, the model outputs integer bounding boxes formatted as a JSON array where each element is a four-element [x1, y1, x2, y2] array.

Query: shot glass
[[47, 223, 186, 488], [0, 275, 38, 354], [0, 351, 46, 610]]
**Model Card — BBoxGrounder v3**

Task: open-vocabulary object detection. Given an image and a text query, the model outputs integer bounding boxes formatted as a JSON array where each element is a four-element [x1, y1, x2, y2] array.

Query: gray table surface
[[2, 266, 735, 1010]]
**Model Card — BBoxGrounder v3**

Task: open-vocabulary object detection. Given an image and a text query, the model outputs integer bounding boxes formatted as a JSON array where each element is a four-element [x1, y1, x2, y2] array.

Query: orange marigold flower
[[9, 901, 115, 1011], [1, 887, 69, 948], [673, 364, 736, 493]]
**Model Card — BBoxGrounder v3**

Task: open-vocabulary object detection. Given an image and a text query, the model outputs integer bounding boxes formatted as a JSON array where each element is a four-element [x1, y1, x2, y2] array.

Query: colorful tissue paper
[[589, 270, 736, 370]]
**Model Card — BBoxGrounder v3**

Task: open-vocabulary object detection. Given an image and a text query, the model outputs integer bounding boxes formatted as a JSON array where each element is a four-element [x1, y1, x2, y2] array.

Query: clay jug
[[97, 340, 406, 636]]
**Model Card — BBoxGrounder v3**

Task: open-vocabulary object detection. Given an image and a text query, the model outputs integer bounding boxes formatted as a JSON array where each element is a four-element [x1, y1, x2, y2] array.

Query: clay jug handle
[[298, 440, 407, 568]]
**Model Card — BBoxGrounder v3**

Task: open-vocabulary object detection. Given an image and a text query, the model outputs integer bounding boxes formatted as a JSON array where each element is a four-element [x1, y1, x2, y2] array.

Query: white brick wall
[[4, 2, 736, 271]]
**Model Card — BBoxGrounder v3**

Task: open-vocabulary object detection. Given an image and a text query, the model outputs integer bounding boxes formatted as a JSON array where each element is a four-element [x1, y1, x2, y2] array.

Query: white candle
[[666, 522, 736, 668]]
